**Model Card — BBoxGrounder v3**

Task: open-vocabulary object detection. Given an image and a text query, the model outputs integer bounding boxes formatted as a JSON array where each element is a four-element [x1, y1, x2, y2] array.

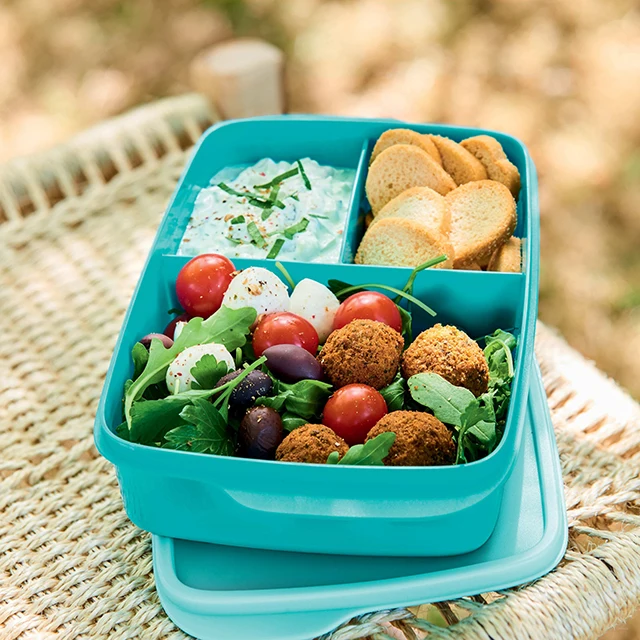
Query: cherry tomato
[[322, 384, 388, 445], [163, 312, 191, 340], [252, 312, 319, 357], [176, 254, 236, 318], [333, 291, 402, 333]]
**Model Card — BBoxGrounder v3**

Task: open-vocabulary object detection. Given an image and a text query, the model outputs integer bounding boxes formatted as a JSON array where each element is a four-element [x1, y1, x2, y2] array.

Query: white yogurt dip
[[178, 158, 355, 262]]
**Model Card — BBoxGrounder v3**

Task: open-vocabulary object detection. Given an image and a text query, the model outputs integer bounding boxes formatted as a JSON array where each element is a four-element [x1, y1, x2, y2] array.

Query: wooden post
[[190, 38, 285, 119]]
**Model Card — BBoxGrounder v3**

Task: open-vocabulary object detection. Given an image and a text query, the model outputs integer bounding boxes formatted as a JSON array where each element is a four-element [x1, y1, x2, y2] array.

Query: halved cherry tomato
[[176, 254, 235, 318], [322, 384, 388, 445], [333, 291, 402, 333], [252, 312, 319, 357]]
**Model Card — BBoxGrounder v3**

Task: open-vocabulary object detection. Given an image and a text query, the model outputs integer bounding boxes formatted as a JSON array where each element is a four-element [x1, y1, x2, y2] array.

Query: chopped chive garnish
[[217, 182, 273, 209], [247, 221, 267, 248], [262, 184, 282, 220], [290, 193, 300, 201], [227, 237, 243, 245], [283, 217, 310, 239], [268, 183, 281, 203], [254, 167, 299, 189], [266, 238, 285, 259], [296, 160, 311, 190], [309, 214, 329, 220], [230, 215, 245, 224]]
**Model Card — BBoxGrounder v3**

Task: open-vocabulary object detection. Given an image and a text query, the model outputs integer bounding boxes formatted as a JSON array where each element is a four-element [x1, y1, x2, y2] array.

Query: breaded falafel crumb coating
[[402, 323, 489, 396], [366, 411, 455, 466], [276, 424, 349, 464], [319, 319, 404, 390]]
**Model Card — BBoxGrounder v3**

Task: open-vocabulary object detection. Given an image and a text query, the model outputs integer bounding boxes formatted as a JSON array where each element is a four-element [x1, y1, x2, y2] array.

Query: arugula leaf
[[274, 261, 296, 289], [279, 379, 332, 420], [116, 421, 130, 441], [190, 354, 230, 390], [396, 255, 448, 301], [397, 305, 413, 345], [456, 400, 496, 464], [124, 306, 256, 429], [327, 279, 355, 301], [281, 412, 308, 431], [484, 329, 516, 382], [327, 432, 396, 466], [255, 393, 290, 412], [164, 399, 235, 456], [327, 451, 340, 464], [332, 282, 437, 317], [379, 375, 406, 412], [132, 342, 149, 380], [211, 356, 267, 420], [129, 388, 217, 444], [408, 372, 476, 426], [467, 395, 497, 449]]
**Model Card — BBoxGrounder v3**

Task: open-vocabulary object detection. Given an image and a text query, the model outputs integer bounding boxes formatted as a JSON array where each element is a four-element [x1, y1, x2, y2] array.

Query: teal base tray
[[152, 365, 567, 640]]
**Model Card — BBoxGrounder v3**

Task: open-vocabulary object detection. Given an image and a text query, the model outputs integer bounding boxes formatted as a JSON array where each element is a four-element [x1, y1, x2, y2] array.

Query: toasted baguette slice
[[369, 186, 450, 236], [356, 217, 454, 268], [366, 145, 456, 215], [488, 236, 521, 272], [446, 180, 517, 268], [428, 135, 488, 185], [460, 135, 521, 197], [370, 128, 442, 165]]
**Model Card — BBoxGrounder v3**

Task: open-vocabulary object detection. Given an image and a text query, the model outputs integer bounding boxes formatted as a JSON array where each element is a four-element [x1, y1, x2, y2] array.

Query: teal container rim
[[94, 116, 539, 475]]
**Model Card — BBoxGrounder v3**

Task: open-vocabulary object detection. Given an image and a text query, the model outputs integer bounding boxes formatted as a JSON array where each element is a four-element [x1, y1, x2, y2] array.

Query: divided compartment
[[340, 124, 529, 266], [96, 254, 530, 556], [153, 118, 370, 262], [95, 116, 540, 557]]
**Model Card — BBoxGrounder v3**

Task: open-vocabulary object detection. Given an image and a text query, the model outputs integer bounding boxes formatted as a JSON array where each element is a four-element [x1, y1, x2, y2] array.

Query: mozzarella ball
[[173, 320, 187, 340], [166, 343, 234, 394], [222, 267, 289, 316], [289, 278, 340, 342]]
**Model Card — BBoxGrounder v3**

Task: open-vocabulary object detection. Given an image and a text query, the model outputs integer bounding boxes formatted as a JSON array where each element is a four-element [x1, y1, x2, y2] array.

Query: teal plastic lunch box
[[94, 117, 540, 557]]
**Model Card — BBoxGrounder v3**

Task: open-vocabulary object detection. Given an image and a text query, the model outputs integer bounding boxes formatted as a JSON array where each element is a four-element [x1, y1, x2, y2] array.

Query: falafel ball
[[366, 411, 455, 466], [319, 319, 404, 390], [401, 324, 489, 396], [275, 424, 349, 464]]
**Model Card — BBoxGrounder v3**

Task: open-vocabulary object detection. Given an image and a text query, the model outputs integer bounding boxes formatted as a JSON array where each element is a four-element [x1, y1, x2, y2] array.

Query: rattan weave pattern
[[0, 95, 638, 640]]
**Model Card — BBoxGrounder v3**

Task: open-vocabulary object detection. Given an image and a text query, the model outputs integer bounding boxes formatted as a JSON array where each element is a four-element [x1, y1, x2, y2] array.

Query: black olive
[[215, 369, 273, 407], [239, 406, 283, 459]]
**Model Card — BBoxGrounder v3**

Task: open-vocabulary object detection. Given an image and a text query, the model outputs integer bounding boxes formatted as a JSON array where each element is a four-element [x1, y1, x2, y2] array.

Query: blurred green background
[[0, 0, 638, 636]]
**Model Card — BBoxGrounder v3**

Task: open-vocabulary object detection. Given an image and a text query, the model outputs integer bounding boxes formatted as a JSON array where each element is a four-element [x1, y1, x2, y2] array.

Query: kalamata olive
[[239, 406, 283, 459], [263, 344, 324, 383], [215, 369, 273, 407], [139, 333, 174, 349]]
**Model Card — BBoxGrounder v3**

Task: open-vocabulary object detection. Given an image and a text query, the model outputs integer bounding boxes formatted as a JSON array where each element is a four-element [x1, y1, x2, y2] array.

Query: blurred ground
[[0, 0, 638, 636]]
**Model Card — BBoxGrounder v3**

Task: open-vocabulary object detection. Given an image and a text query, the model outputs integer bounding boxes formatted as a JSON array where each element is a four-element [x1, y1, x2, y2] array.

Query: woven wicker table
[[0, 94, 638, 640]]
